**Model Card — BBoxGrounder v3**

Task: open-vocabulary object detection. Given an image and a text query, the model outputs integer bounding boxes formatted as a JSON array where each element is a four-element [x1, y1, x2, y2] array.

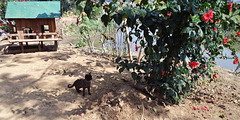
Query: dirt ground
[[0, 41, 240, 120]]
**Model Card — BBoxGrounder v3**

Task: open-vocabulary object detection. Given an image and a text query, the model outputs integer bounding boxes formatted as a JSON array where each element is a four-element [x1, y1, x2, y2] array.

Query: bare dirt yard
[[0, 41, 240, 120]]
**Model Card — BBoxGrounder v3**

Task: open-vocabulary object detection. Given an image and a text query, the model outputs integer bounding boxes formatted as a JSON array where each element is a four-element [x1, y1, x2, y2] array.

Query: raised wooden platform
[[3, 32, 62, 53]]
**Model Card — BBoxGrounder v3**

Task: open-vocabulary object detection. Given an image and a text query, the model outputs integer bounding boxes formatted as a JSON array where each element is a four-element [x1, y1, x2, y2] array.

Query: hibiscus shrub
[[77, 0, 240, 102]]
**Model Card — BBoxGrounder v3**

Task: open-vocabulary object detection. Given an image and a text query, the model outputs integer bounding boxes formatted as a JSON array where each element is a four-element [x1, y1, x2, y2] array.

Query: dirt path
[[0, 43, 239, 120]]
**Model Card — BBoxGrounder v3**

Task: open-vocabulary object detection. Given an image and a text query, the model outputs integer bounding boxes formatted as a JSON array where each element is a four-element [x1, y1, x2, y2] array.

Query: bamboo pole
[[124, 18, 132, 61], [137, 46, 143, 64], [137, 37, 144, 64]]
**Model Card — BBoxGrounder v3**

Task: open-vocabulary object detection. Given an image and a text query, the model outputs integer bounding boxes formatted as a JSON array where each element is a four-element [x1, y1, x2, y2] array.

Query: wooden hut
[[4, 1, 61, 52]]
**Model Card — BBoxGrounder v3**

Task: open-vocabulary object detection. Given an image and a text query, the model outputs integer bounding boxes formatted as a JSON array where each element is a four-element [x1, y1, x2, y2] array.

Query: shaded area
[[0, 47, 169, 120]]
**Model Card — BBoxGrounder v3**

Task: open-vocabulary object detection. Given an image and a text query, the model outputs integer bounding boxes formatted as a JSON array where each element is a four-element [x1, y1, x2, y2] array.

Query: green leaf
[[109, 2, 118, 13], [113, 14, 122, 25], [157, 1, 167, 10], [146, 35, 153, 46], [119, 67, 125, 73], [127, 62, 136, 68], [203, 2, 211, 8], [181, 27, 192, 33], [137, 9, 147, 17], [142, 0, 148, 5], [197, 26, 203, 38], [183, 92, 188, 98], [190, 30, 196, 39], [99, 0, 105, 5], [161, 83, 169, 89], [145, 47, 153, 55], [131, 72, 138, 80], [115, 57, 121, 63], [191, 15, 201, 24], [140, 40, 145, 47], [123, 6, 133, 18], [152, 107, 157, 112], [84, 5, 92, 17], [101, 14, 109, 27]]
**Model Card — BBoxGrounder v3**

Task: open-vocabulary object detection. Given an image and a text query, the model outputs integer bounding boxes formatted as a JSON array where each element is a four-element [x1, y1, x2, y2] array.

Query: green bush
[[76, 0, 240, 102], [75, 38, 87, 47]]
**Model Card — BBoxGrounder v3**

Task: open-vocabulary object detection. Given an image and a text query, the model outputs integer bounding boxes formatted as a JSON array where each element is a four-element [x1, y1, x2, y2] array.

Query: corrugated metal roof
[[5, 1, 61, 19]]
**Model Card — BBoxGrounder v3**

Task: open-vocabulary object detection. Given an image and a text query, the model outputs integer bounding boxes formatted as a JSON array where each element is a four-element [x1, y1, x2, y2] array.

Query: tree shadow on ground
[[0, 48, 170, 120]]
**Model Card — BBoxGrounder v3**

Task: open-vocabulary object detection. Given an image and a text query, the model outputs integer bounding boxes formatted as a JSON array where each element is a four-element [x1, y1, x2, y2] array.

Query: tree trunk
[[124, 18, 132, 61]]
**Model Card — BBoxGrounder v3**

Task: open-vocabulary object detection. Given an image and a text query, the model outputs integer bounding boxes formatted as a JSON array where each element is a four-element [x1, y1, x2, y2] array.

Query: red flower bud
[[236, 32, 240, 37], [213, 27, 216, 32], [167, 12, 171, 17], [135, 44, 139, 51], [228, 3, 233, 12]]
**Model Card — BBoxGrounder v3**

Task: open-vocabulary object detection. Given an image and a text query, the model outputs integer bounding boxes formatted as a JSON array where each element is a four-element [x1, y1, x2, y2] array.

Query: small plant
[[98, 47, 103, 51], [75, 38, 87, 47]]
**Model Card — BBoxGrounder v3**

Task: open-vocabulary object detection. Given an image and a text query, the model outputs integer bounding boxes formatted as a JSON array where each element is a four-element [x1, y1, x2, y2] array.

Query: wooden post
[[137, 46, 143, 64], [124, 18, 132, 61], [41, 41, 43, 47], [26, 42, 28, 46], [54, 41, 58, 50], [38, 42, 41, 51], [19, 42, 24, 53]]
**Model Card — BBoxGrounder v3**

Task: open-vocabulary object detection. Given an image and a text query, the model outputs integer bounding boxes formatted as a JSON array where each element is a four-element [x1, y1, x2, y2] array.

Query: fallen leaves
[[202, 106, 208, 111]]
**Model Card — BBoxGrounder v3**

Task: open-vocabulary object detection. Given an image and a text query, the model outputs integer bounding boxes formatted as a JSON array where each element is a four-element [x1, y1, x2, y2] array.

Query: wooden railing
[[8, 32, 60, 40], [6, 32, 62, 53]]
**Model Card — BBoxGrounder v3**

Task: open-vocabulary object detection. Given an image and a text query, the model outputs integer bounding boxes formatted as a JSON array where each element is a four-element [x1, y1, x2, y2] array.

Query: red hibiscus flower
[[135, 44, 139, 51], [223, 37, 229, 44], [189, 61, 198, 68], [193, 39, 197, 42], [233, 57, 239, 64], [167, 12, 171, 17], [213, 27, 216, 32], [203, 10, 213, 23], [228, 3, 233, 12], [0, 23, 2, 26], [213, 73, 217, 79], [236, 32, 240, 37], [162, 71, 165, 76]]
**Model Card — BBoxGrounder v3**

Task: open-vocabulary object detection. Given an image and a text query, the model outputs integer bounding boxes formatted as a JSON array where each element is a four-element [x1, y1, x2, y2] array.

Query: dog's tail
[[68, 84, 74, 88]]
